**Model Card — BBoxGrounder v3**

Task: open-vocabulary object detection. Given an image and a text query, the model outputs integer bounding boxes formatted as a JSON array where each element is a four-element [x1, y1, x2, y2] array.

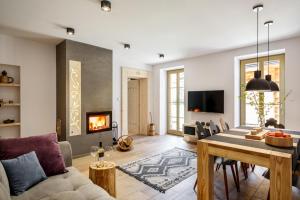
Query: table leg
[[269, 154, 292, 200], [198, 142, 214, 200]]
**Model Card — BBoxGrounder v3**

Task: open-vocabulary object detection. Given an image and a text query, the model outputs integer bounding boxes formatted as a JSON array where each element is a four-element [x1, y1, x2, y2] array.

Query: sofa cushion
[[11, 167, 114, 200], [0, 133, 66, 176], [0, 183, 10, 200], [1, 152, 47, 196], [0, 162, 10, 194]]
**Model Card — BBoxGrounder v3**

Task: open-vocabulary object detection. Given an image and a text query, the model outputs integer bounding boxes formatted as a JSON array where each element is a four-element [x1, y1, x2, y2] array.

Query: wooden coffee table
[[89, 161, 116, 197]]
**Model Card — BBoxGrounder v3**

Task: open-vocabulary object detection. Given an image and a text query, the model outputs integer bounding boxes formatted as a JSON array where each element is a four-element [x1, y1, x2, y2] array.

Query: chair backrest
[[225, 122, 230, 131], [196, 121, 211, 139], [220, 118, 230, 132], [209, 120, 219, 135]]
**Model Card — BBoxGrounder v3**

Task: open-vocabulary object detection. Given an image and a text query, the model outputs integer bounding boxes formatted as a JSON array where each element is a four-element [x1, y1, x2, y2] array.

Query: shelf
[[0, 122, 20, 127], [0, 83, 20, 87], [0, 103, 20, 107]]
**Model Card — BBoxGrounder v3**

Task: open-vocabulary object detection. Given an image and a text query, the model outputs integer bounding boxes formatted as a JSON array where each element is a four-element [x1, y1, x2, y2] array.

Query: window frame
[[240, 54, 285, 126]]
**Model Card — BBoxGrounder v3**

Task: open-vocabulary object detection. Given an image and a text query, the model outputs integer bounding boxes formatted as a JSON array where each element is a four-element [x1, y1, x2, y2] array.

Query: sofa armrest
[[59, 141, 72, 167]]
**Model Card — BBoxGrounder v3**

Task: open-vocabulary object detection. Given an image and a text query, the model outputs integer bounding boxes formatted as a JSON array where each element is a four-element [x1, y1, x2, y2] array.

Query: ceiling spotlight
[[159, 54, 165, 59], [101, 0, 111, 12], [124, 44, 130, 49], [66, 27, 75, 35]]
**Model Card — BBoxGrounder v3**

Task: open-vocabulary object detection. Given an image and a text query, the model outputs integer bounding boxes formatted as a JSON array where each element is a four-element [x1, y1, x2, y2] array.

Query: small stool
[[89, 161, 116, 197]]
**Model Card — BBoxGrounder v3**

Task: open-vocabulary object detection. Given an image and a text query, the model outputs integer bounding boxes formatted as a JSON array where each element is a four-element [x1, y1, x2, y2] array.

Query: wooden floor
[[73, 134, 300, 200]]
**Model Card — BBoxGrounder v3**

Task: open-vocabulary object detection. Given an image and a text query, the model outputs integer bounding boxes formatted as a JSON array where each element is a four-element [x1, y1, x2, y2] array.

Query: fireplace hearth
[[86, 111, 112, 134]]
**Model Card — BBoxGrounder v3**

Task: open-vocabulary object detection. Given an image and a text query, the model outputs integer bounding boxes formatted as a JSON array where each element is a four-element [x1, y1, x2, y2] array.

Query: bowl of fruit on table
[[265, 131, 293, 148]]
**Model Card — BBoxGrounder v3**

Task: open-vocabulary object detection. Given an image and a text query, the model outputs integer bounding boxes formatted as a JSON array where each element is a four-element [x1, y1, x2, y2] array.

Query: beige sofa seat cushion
[[11, 167, 114, 200], [0, 162, 10, 200]]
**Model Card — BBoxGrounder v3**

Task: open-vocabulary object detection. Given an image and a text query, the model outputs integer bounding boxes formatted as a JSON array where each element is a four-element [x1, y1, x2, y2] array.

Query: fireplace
[[86, 111, 112, 134]]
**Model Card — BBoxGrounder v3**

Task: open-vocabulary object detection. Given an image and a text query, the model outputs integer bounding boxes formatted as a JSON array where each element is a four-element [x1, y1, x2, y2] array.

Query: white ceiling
[[0, 0, 300, 65]]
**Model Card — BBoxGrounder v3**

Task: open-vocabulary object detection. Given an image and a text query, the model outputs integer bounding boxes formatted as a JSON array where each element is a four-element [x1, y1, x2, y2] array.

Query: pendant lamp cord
[[256, 8, 259, 71], [267, 23, 270, 75]]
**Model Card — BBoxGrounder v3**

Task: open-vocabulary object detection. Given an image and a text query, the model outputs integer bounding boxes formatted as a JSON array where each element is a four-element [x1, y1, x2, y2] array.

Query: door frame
[[121, 67, 151, 135]]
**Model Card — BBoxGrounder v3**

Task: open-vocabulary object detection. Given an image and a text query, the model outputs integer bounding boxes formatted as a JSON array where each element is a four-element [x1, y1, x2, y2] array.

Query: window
[[240, 54, 285, 126], [167, 69, 184, 135]]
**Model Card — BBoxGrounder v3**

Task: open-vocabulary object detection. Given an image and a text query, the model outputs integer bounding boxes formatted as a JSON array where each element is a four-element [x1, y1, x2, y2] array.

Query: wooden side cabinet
[[89, 161, 116, 197]]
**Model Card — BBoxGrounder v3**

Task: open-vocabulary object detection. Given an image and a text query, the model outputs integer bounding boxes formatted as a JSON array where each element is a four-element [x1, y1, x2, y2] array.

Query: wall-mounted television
[[188, 90, 224, 113]]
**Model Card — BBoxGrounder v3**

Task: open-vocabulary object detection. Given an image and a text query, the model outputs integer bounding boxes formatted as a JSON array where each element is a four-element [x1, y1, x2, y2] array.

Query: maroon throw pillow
[[0, 133, 67, 176]]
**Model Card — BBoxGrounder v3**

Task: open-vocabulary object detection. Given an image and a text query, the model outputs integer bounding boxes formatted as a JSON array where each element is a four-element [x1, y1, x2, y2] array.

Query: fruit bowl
[[265, 132, 293, 148]]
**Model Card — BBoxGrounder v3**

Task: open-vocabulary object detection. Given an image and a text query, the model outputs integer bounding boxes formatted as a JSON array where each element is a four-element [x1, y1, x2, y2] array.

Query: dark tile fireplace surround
[[56, 40, 113, 156]]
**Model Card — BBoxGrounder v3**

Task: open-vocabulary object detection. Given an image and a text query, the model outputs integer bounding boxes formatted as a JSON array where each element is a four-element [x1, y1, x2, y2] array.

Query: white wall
[[153, 36, 300, 133], [0, 34, 56, 137]]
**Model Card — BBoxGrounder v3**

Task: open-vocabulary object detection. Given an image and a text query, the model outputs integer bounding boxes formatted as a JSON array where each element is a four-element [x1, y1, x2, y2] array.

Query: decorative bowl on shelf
[[3, 119, 15, 124], [265, 132, 293, 148]]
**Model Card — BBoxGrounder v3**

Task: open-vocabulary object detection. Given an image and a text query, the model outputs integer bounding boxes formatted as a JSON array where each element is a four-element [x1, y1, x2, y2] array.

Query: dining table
[[197, 127, 300, 200]]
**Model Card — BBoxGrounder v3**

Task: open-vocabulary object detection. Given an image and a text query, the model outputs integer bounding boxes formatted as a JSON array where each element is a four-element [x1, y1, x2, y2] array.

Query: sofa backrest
[[0, 162, 11, 200]]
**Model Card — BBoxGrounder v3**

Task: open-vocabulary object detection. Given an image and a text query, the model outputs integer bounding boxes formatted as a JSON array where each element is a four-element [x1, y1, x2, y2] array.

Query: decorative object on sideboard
[[0, 70, 14, 83], [148, 112, 156, 136], [264, 20, 280, 91], [245, 4, 271, 92], [117, 135, 133, 151], [112, 121, 118, 145], [3, 119, 15, 124]]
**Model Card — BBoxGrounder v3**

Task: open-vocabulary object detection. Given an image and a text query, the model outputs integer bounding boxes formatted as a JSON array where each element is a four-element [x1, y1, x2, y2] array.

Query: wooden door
[[128, 79, 140, 135]]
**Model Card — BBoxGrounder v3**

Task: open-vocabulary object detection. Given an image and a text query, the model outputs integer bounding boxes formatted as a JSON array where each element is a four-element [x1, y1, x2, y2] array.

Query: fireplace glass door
[[86, 112, 112, 134]]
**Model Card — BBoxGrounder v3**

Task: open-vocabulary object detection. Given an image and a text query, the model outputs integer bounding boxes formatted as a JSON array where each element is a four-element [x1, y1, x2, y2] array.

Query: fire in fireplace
[[86, 111, 112, 134]]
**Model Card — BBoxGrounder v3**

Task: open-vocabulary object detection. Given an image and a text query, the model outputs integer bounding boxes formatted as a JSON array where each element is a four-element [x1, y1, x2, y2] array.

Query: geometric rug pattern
[[117, 147, 197, 193]]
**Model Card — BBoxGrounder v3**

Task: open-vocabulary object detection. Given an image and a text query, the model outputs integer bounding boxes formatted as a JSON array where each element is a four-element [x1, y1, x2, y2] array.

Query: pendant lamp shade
[[246, 71, 272, 91], [245, 4, 271, 92], [264, 20, 280, 92], [265, 74, 279, 91]]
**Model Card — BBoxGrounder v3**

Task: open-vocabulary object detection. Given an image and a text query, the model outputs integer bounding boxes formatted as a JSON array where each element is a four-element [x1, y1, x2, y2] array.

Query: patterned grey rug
[[117, 147, 197, 193]]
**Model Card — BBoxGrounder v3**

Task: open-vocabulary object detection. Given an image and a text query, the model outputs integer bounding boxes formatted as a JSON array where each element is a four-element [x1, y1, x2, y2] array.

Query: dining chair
[[194, 121, 240, 200], [209, 120, 219, 135], [220, 118, 230, 132]]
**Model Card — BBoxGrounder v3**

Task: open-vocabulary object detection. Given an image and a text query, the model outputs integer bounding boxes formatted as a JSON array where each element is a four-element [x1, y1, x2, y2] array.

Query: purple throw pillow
[[0, 133, 67, 176]]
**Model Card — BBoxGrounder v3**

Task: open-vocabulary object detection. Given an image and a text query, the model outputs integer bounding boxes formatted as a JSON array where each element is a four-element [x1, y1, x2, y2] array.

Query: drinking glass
[[90, 146, 99, 163], [104, 146, 114, 161]]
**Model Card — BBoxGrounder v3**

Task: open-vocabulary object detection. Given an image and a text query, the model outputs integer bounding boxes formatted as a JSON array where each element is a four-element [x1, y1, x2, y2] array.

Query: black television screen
[[188, 90, 224, 113]]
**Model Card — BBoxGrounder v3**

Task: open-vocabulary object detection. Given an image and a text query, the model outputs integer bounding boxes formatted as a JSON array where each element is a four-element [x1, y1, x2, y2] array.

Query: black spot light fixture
[[264, 20, 279, 91], [159, 54, 165, 59], [66, 27, 75, 35], [245, 4, 271, 92], [101, 0, 111, 12], [124, 43, 130, 49]]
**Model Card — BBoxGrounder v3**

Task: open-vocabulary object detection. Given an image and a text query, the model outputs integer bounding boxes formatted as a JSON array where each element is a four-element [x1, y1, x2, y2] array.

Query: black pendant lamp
[[245, 4, 271, 92], [264, 20, 280, 91]]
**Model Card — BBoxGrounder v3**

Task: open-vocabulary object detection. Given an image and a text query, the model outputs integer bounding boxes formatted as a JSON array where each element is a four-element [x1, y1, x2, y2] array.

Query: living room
[[0, 1, 300, 200]]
